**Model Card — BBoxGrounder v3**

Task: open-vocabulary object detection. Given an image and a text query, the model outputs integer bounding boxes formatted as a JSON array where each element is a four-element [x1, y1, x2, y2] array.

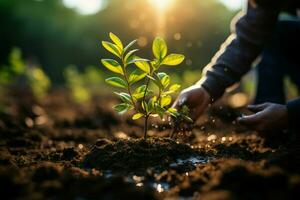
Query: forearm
[[200, 1, 281, 100]]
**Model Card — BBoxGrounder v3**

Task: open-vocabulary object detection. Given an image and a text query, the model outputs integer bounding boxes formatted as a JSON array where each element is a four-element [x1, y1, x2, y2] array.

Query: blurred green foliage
[[0, 48, 25, 85], [64, 65, 104, 103], [0, 48, 51, 99], [0, 0, 236, 84]]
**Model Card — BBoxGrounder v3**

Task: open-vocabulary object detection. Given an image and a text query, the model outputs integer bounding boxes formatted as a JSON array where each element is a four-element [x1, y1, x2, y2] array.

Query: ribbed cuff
[[199, 74, 225, 102]]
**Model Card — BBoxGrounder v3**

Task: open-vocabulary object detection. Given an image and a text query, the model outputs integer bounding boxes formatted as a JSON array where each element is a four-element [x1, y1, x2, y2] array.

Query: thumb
[[247, 103, 269, 112], [173, 96, 187, 110], [237, 112, 263, 125]]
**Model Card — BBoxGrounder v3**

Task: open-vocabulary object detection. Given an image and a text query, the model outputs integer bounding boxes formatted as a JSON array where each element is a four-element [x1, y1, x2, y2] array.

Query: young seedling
[[101, 33, 192, 139]]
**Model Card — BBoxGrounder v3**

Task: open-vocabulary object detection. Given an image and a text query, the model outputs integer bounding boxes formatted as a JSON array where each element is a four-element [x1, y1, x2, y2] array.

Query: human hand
[[237, 103, 288, 132], [173, 84, 211, 122]]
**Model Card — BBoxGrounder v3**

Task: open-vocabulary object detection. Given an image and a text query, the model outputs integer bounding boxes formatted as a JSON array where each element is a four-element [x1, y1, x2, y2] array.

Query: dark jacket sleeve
[[199, 1, 282, 101], [287, 98, 300, 130]]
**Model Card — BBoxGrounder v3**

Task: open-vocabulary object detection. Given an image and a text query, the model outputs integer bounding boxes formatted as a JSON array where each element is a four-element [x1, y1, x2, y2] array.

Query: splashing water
[[169, 156, 212, 168], [153, 182, 170, 193]]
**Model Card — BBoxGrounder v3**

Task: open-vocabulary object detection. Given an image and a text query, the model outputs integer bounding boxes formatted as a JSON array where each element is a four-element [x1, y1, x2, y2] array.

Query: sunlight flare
[[149, 0, 174, 11]]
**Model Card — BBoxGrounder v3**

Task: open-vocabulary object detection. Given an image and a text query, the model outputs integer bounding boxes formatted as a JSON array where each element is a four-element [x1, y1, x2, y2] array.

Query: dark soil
[[1, 89, 300, 199], [83, 137, 205, 174]]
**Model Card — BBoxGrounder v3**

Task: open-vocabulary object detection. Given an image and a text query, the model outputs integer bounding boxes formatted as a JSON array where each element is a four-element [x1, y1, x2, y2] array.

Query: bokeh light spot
[[174, 33, 181, 40], [138, 36, 148, 47]]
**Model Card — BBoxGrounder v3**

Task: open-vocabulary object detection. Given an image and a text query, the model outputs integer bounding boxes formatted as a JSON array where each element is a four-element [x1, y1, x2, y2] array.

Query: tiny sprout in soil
[[101, 33, 192, 139]]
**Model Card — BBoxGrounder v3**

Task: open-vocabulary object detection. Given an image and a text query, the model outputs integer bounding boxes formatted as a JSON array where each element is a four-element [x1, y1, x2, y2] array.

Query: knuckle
[[265, 102, 271, 106]]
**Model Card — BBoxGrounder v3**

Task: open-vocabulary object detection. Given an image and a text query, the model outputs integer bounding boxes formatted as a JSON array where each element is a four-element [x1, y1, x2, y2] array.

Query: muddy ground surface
[[1, 89, 300, 200]]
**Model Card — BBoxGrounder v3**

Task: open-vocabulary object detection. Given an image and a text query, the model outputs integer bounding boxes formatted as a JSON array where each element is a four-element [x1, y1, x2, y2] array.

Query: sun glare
[[63, 0, 106, 15], [149, 0, 173, 11]]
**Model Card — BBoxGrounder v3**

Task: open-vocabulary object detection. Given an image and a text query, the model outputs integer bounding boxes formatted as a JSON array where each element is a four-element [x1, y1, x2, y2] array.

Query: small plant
[[101, 33, 191, 139]]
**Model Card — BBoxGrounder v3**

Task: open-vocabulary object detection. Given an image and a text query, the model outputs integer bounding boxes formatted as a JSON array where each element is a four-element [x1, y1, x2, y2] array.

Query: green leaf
[[149, 74, 163, 89], [162, 54, 185, 66], [181, 105, 190, 115], [128, 69, 147, 84], [109, 32, 123, 50], [114, 103, 133, 115], [105, 77, 126, 88], [132, 113, 144, 120], [169, 84, 181, 92], [134, 59, 151, 73], [152, 37, 167, 61], [114, 92, 132, 104], [141, 101, 149, 112], [101, 59, 123, 75], [160, 75, 170, 88], [167, 107, 180, 117], [124, 49, 139, 64], [160, 95, 172, 107], [155, 105, 166, 119], [151, 60, 159, 69], [102, 41, 122, 58], [164, 84, 181, 95], [133, 85, 147, 99], [183, 115, 193, 123], [134, 84, 146, 93], [124, 39, 137, 53], [157, 72, 167, 79], [148, 96, 157, 111], [167, 107, 177, 113]]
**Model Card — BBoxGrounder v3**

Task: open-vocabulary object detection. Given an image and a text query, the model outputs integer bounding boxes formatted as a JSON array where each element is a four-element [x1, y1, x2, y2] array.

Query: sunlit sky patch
[[62, 0, 106, 15], [217, 0, 243, 10], [62, 0, 243, 15]]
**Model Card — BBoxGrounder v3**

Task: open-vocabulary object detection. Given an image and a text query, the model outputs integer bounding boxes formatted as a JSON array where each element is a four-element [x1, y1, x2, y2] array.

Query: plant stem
[[121, 58, 138, 112], [144, 114, 149, 140]]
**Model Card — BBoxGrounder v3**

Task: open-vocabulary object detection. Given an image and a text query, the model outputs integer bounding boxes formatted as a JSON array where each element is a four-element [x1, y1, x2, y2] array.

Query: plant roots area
[[1, 90, 300, 200]]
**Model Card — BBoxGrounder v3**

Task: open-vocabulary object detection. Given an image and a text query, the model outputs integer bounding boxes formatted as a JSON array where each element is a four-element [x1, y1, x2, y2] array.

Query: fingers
[[190, 101, 207, 120], [172, 95, 187, 110], [247, 103, 270, 112], [237, 112, 264, 125]]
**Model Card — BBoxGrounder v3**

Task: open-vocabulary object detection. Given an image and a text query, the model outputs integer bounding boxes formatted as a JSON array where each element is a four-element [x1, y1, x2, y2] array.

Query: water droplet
[[25, 117, 34, 128], [136, 182, 143, 187], [133, 175, 143, 182], [156, 184, 163, 193], [78, 144, 84, 149], [207, 134, 217, 141], [221, 137, 226, 142]]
